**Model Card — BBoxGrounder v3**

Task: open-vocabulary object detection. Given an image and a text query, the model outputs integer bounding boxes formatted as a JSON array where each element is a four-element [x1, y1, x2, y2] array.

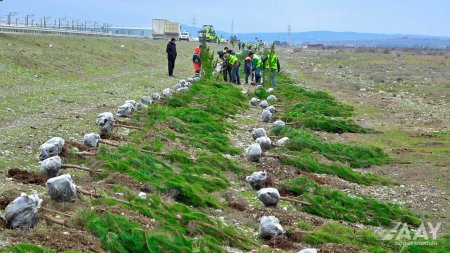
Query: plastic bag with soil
[[96, 112, 115, 134], [260, 109, 272, 122], [259, 100, 269, 109], [266, 105, 276, 113], [277, 137, 289, 146], [267, 95, 277, 102], [46, 174, 77, 202], [272, 120, 286, 128], [117, 103, 133, 117], [39, 137, 65, 161], [259, 215, 284, 239], [40, 156, 62, 178], [151, 92, 161, 101], [4, 193, 42, 229], [257, 188, 280, 207], [246, 143, 262, 162], [250, 97, 260, 106], [256, 136, 272, 151], [161, 88, 171, 98], [252, 128, 266, 140], [246, 171, 267, 190], [83, 133, 100, 148], [141, 96, 152, 105]]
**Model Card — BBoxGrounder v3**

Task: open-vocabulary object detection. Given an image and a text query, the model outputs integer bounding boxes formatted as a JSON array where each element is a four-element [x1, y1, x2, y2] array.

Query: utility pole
[[192, 14, 196, 29], [43, 17, 51, 28], [58, 17, 66, 29], [26, 14, 34, 26], [7, 12, 17, 25]]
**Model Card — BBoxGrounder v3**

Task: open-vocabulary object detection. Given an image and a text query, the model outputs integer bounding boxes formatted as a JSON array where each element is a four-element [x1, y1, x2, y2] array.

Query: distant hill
[[180, 24, 450, 48]]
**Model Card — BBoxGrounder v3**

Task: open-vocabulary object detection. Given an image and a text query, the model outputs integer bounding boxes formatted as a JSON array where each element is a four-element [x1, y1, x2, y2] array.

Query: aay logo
[[381, 222, 442, 246]]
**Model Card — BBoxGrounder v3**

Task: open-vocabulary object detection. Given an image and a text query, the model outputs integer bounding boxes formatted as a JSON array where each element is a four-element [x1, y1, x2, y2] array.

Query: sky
[[0, 0, 449, 37]]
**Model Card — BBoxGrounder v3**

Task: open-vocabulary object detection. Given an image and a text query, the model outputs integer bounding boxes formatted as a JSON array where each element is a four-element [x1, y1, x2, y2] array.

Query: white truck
[[152, 19, 180, 40], [179, 31, 190, 41]]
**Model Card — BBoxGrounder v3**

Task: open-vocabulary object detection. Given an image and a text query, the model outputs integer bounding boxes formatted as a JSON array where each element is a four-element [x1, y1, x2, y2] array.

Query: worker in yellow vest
[[223, 53, 241, 84], [265, 49, 281, 87], [248, 51, 262, 85]]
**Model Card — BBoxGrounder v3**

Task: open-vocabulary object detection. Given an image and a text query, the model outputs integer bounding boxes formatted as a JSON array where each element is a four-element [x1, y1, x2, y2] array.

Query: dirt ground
[[279, 47, 449, 230], [0, 35, 448, 252]]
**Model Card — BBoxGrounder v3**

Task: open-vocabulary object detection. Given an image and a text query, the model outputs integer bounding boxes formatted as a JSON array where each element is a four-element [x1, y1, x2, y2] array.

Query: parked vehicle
[[152, 19, 180, 40], [179, 31, 190, 41]]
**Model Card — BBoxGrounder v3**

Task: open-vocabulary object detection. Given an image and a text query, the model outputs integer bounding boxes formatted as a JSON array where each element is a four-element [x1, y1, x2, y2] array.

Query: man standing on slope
[[166, 38, 177, 77], [265, 47, 281, 87]]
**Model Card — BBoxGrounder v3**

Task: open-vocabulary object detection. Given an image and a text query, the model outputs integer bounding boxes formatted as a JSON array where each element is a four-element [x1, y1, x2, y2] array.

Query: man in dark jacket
[[166, 38, 177, 77]]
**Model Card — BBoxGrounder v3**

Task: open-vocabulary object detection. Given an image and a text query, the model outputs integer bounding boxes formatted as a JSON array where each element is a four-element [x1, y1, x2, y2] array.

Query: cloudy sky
[[1, 0, 449, 36]]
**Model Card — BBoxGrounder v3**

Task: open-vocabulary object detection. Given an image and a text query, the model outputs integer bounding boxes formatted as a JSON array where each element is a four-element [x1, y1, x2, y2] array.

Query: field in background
[[0, 34, 221, 169]]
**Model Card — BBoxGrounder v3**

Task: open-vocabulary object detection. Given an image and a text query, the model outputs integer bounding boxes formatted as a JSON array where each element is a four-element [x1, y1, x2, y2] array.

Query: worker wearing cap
[[265, 49, 281, 87], [223, 53, 241, 84], [248, 51, 262, 84]]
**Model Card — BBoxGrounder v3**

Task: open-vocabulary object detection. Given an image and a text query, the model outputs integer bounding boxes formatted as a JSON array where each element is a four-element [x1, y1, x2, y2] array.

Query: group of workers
[[166, 38, 280, 87], [237, 41, 261, 52]]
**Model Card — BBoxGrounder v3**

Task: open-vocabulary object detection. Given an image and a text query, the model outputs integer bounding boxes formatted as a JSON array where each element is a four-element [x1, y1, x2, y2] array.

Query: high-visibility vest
[[266, 53, 278, 69], [228, 54, 238, 65], [253, 55, 262, 69]]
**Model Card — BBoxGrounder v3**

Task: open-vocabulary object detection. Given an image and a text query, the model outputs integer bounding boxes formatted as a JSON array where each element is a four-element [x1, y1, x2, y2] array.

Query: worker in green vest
[[223, 53, 241, 84], [248, 51, 262, 85], [265, 46, 281, 87]]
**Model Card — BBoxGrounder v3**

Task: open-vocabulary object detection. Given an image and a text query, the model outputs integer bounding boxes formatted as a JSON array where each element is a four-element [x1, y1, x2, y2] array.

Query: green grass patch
[[283, 177, 421, 227], [274, 74, 371, 133], [0, 243, 79, 253], [305, 221, 399, 252], [98, 146, 232, 208], [77, 194, 255, 252], [272, 126, 390, 168]]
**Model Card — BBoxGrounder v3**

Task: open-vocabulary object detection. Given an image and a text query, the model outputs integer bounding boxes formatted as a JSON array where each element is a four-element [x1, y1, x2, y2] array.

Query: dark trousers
[[244, 71, 251, 84], [168, 57, 176, 76], [223, 66, 232, 82]]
